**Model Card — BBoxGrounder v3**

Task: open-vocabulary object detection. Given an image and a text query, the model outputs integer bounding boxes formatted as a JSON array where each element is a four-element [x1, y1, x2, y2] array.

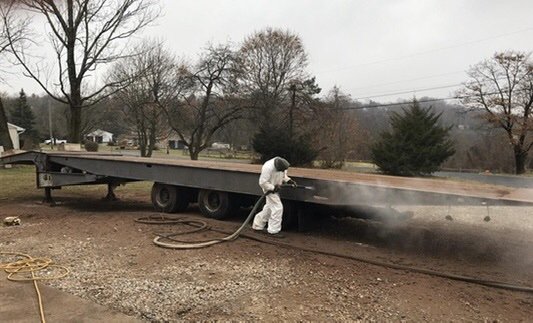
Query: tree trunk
[[0, 98, 14, 150], [139, 139, 147, 157], [189, 146, 199, 160], [66, 1, 83, 144], [289, 85, 296, 138], [68, 105, 82, 143], [146, 125, 156, 157], [514, 146, 527, 174], [138, 128, 147, 157]]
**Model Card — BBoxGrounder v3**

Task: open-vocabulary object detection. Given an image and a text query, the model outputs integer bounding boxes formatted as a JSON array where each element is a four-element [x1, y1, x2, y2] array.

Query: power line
[[341, 88, 532, 111], [348, 70, 465, 92], [318, 27, 533, 73], [342, 96, 460, 110], [354, 83, 463, 101], [351, 75, 515, 102]]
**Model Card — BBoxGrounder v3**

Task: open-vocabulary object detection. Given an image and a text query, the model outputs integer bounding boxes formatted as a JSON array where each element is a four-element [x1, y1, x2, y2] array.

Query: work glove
[[286, 179, 297, 187], [266, 185, 279, 195]]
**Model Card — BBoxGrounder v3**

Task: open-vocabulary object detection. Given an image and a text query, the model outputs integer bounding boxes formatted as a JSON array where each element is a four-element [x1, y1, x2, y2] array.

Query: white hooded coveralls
[[252, 157, 291, 234]]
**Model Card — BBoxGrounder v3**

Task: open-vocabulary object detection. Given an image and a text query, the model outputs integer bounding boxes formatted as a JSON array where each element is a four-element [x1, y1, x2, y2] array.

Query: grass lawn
[[0, 166, 38, 201], [0, 165, 152, 203]]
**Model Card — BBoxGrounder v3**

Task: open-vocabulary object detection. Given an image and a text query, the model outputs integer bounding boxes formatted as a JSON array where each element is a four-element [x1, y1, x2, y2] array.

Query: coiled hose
[[136, 192, 268, 249]]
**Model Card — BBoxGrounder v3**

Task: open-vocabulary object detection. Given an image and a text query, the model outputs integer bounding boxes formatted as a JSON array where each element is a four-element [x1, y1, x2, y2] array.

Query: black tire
[[151, 183, 190, 213], [198, 189, 235, 219]]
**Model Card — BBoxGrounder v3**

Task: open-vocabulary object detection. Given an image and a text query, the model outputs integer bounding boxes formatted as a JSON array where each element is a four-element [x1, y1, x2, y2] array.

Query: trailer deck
[[2, 150, 533, 221]]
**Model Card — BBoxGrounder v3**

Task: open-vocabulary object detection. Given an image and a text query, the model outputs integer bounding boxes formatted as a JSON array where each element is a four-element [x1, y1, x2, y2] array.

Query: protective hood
[[274, 157, 290, 171]]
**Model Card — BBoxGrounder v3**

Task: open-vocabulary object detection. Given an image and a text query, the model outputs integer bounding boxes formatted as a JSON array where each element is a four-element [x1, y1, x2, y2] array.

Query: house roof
[[87, 129, 113, 136], [7, 123, 25, 132]]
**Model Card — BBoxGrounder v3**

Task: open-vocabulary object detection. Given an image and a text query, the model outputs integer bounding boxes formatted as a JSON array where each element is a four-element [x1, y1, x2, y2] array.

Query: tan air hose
[[138, 193, 268, 249], [0, 252, 69, 323]]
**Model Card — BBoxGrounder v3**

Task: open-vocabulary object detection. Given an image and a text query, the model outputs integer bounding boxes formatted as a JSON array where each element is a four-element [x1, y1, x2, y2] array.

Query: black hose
[[141, 193, 267, 249], [235, 231, 533, 293]]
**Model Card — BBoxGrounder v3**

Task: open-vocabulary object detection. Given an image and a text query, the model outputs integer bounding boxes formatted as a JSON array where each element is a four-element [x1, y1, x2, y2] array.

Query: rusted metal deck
[[2, 150, 533, 206]]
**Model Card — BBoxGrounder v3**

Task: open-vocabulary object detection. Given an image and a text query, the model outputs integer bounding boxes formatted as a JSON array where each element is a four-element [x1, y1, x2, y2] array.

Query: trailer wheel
[[198, 189, 235, 219], [151, 183, 190, 213]]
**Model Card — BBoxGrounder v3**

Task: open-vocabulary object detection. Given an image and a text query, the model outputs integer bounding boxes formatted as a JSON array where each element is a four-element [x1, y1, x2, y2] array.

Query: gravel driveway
[[1, 188, 533, 321]]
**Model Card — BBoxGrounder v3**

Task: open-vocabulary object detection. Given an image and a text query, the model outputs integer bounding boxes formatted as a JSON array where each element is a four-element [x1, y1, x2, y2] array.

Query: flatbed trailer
[[2, 151, 533, 226]]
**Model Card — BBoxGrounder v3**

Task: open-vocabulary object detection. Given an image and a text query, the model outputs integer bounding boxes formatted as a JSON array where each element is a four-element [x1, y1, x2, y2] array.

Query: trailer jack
[[103, 183, 119, 201], [42, 188, 56, 206]]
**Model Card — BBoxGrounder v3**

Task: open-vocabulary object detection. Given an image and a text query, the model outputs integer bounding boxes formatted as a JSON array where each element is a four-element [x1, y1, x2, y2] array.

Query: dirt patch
[[1, 187, 533, 321]]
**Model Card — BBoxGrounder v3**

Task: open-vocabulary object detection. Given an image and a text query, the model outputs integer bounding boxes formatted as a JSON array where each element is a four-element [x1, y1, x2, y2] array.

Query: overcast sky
[[4, 0, 533, 103]]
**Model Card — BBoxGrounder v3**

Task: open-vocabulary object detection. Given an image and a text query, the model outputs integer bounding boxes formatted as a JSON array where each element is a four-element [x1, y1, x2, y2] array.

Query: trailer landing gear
[[42, 188, 56, 206], [103, 183, 119, 201]]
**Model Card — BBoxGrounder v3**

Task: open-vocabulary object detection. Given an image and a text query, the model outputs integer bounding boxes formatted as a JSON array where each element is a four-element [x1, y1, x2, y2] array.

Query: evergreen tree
[[371, 100, 455, 176], [252, 126, 318, 166], [10, 89, 38, 143]]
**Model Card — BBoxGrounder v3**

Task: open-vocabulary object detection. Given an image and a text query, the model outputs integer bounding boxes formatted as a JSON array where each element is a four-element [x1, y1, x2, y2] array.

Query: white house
[[86, 129, 113, 143], [7, 123, 25, 150], [211, 142, 230, 150]]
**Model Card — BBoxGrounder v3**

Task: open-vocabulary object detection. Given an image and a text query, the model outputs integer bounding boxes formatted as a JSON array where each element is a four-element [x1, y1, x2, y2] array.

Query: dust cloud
[[310, 180, 533, 282]]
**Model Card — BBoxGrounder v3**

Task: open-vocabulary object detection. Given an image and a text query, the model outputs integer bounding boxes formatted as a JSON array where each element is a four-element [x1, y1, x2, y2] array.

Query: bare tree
[[0, 1, 30, 78], [287, 76, 321, 137], [110, 40, 176, 157], [166, 44, 244, 160], [459, 51, 533, 174], [3, 0, 159, 143], [315, 86, 363, 168], [237, 28, 309, 127], [0, 1, 30, 150]]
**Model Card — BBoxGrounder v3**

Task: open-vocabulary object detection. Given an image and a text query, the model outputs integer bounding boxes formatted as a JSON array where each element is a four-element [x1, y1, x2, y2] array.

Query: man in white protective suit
[[252, 156, 296, 238]]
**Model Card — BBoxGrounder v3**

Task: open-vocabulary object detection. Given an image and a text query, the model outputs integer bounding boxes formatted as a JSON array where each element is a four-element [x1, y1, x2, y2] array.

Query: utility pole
[[289, 83, 296, 138], [48, 96, 54, 150]]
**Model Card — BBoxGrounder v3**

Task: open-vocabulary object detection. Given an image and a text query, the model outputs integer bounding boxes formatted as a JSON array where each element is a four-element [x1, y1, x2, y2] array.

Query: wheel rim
[[203, 191, 221, 212], [158, 187, 170, 205]]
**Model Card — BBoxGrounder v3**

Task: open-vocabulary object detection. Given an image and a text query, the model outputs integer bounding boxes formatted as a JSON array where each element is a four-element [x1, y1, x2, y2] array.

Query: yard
[[1, 165, 533, 321]]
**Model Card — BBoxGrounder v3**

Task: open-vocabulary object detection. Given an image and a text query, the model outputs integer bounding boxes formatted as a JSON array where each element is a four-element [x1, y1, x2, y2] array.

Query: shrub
[[84, 141, 99, 152], [371, 100, 455, 176]]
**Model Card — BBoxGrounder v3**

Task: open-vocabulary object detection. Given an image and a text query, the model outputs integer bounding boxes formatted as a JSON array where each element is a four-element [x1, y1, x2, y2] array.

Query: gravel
[[2, 202, 533, 321]]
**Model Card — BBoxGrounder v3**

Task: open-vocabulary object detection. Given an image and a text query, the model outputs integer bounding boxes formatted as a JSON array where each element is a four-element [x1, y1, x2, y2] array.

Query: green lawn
[[0, 166, 38, 201], [0, 165, 152, 203]]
